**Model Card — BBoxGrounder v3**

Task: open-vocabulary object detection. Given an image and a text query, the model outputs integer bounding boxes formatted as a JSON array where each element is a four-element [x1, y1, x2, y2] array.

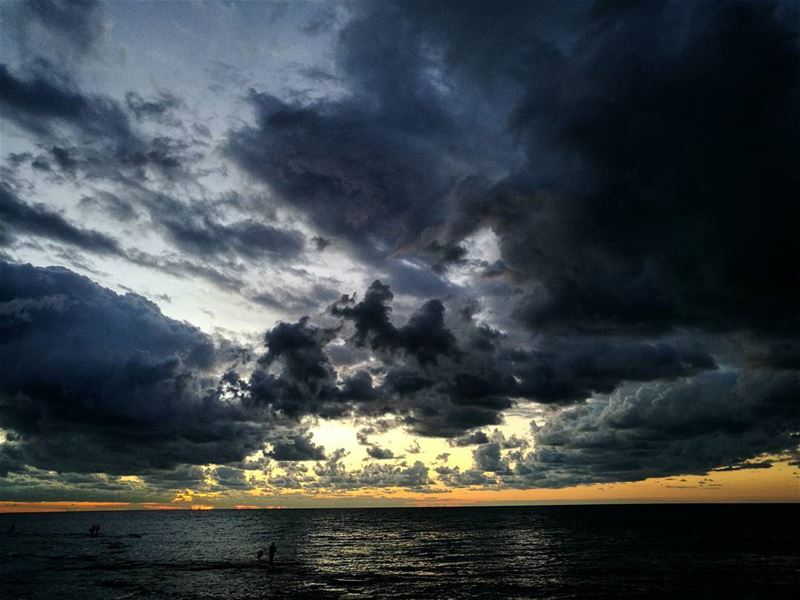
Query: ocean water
[[1, 504, 797, 599]]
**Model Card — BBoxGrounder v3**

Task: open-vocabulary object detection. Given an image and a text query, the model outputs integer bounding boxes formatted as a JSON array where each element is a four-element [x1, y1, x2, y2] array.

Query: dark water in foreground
[[1, 505, 798, 599]]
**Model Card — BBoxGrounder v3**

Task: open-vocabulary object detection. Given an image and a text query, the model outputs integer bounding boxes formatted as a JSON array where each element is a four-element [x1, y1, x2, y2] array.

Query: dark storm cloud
[[336, 281, 714, 440], [426, 241, 469, 274], [396, 0, 800, 482], [0, 183, 122, 255], [331, 280, 460, 366], [227, 0, 799, 484], [0, 262, 274, 474], [0, 62, 132, 142], [247, 317, 358, 419], [259, 318, 337, 395], [473, 442, 507, 474], [225, 0, 515, 284], [238, 282, 510, 437], [0, 443, 24, 478], [338, 371, 381, 402], [513, 370, 800, 488], [227, 89, 458, 264], [446, 370, 515, 410], [2, 0, 797, 493], [211, 465, 251, 489], [401, 403, 504, 439], [734, 335, 800, 371], [267, 433, 326, 461], [428, 0, 800, 338], [450, 431, 489, 447], [510, 337, 716, 403], [229, 0, 800, 340], [384, 368, 433, 396]]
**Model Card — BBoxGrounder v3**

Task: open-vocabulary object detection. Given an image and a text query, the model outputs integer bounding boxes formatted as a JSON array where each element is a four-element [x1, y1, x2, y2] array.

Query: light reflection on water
[[0, 505, 797, 599]]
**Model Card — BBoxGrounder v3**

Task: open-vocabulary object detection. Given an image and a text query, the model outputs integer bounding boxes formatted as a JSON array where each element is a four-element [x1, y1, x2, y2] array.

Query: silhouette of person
[[257, 549, 264, 561], [268, 542, 277, 566]]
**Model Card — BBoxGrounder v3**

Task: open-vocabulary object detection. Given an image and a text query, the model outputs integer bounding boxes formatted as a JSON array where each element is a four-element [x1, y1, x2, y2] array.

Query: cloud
[[312, 450, 432, 491], [450, 431, 489, 447], [6, 0, 106, 62], [435, 465, 497, 488], [332, 280, 460, 365], [0, 63, 197, 181], [143, 465, 207, 490], [78, 191, 138, 222], [0, 62, 132, 142], [249, 317, 341, 417], [366, 445, 394, 460], [267, 433, 326, 462], [157, 214, 305, 261], [332, 281, 715, 440], [226, 89, 458, 266], [211, 465, 251, 489], [384, 368, 433, 396], [225, 0, 512, 287], [2, 0, 798, 496], [432, 0, 800, 340], [0, 262, 272, 474], [511, 336, 716, 403], [230, 0, 799, 349], [0, 183, 278, 309], [125, 91, 183, 125], [0, 183, 122, 255], [0, 264, 731, 490], [250, 283, 341, 315], [472, 442, 507, 473], [512, 370, 800, 487]]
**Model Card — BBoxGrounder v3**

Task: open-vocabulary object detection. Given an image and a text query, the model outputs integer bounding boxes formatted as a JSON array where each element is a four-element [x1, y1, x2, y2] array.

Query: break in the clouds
[[0, 0, 798, 504]]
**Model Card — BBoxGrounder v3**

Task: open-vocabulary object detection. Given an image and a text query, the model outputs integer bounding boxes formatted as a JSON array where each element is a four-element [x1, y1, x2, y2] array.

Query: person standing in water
[[268, 542, 277, 566]]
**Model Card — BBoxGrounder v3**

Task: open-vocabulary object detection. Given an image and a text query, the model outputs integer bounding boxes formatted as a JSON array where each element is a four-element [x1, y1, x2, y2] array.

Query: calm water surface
[[1, 505, 797, 599]]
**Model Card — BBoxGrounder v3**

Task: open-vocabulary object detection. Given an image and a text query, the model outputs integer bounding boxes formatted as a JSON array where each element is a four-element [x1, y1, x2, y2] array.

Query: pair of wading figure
[[257, 542, 277, 566]]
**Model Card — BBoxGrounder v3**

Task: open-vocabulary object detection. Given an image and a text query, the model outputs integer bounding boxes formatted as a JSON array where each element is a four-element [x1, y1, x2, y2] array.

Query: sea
[[1, 504, 798, 599]]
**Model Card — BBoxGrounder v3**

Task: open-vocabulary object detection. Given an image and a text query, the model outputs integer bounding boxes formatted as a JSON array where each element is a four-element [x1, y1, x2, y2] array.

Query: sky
[[0, 0, 798, 512]]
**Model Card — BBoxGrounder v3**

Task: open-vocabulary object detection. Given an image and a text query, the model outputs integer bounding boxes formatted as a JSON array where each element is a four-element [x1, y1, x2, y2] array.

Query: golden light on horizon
[[1, 459, 795, 514]]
